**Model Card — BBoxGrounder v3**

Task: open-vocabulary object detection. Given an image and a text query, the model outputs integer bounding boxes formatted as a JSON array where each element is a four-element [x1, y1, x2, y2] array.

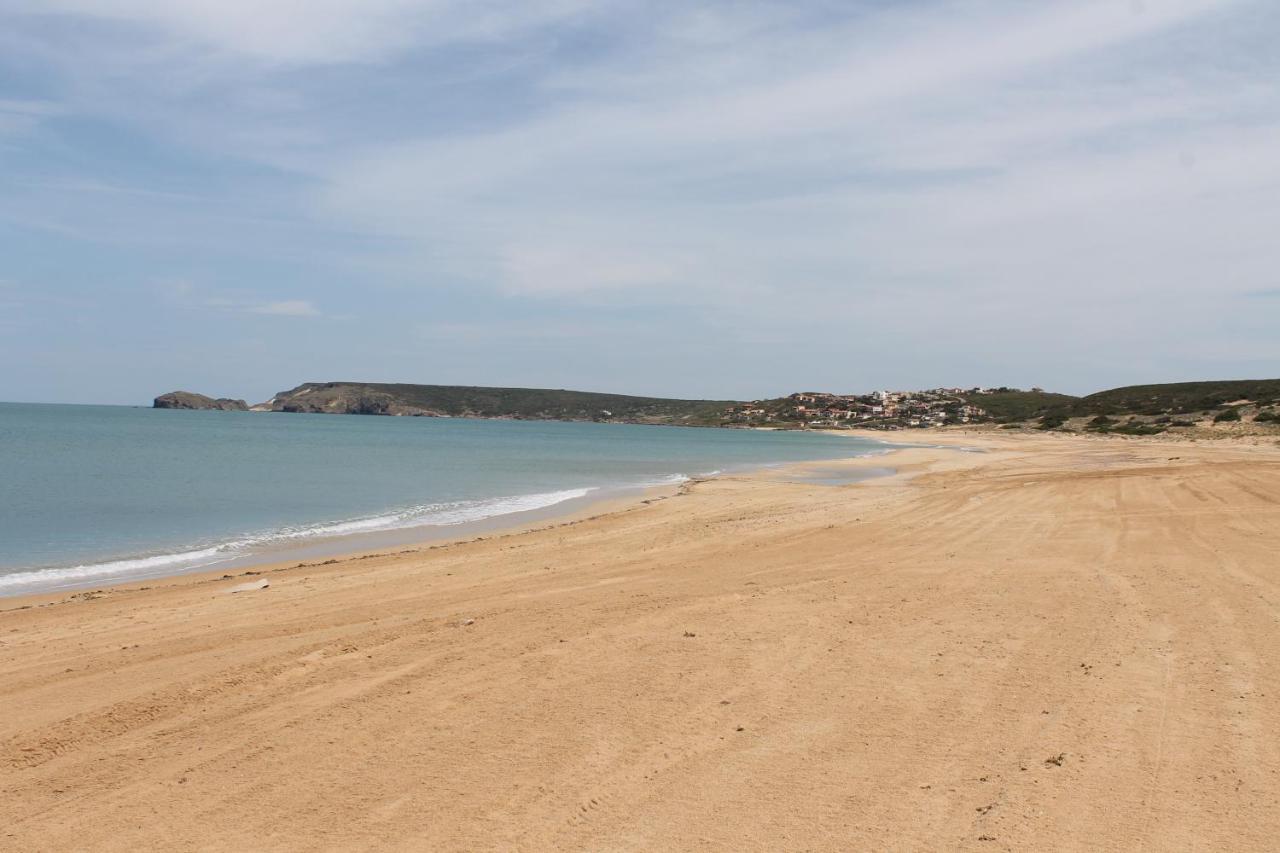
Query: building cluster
[[725, 388, 995, 429]]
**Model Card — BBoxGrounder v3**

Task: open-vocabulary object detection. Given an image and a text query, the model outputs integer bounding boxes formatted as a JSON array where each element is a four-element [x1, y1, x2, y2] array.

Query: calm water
[[0, 403, 887, 594]]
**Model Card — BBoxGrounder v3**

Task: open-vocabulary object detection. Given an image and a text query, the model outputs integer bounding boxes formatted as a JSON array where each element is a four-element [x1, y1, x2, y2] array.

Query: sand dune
[[3, 433, 1279, 850]]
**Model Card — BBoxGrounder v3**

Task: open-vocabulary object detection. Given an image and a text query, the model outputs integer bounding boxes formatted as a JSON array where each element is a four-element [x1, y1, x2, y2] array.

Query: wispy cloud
[[313, 0, 1275, 308], [1, 0, 1278, 402], [246, 299, 320, 317], [155, 282, 323, 318], [201, 295, 322, 317], [0, 96, 63, 130], [8, 0, 601, 65]]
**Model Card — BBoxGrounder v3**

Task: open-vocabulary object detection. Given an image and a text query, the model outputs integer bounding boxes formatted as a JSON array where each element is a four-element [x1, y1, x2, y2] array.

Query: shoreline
[[0, 479, 698, 612], [4, 422, 1262, 604], [5, 430, 1278, 848], [1, 406, 893, 599], [0, 443, 904, 606], [0, 480, 680, 601]]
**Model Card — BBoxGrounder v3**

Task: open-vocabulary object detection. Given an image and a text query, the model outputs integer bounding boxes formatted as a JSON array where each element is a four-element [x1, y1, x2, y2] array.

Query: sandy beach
[[3, 430, 1279, 850]]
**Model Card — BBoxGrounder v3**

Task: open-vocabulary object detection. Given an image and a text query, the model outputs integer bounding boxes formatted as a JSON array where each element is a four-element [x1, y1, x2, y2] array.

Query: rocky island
[[153, 391, 249, 411]]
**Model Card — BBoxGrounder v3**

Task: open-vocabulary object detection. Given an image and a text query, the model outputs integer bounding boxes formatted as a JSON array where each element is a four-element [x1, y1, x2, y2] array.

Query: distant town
[[724, 387, 1041, 429]]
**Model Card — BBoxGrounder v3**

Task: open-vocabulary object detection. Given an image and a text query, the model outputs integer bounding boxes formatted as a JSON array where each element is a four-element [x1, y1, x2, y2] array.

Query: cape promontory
[[153, 391, 249, 411], [257, 382, 732, 423]]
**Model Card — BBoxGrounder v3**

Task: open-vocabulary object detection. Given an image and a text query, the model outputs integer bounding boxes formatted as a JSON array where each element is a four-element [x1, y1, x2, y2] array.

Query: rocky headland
[[153, 391, 249, 411]]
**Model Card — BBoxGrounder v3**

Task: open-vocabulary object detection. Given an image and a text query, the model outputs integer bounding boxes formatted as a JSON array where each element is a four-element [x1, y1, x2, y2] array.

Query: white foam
[[0, 545, 239, 593], [638, 473, 692, 487], [0, 486, 597, 594]]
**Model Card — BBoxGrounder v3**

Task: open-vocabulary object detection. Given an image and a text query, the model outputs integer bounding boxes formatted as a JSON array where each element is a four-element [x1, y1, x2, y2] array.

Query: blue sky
[[1, 0, 1277, 404]]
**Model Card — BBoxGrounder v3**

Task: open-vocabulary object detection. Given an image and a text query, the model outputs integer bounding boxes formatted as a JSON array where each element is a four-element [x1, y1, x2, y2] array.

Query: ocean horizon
[[0, 402, 886, 595]]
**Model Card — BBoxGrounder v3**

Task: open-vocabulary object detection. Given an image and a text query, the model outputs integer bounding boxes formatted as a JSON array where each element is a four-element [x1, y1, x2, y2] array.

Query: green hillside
[[968, 390, 1080, 422], [1072, 379, 1280, 416], [265, 382, 735, 424]]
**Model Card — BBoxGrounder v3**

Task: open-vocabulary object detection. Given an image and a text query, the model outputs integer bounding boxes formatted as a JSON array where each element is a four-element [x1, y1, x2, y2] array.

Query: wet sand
[[2, 432, 1279, 850]]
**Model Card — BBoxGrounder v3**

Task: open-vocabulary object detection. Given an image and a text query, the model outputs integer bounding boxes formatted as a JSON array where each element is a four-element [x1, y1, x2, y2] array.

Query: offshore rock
[[153, 391, 249, 411]]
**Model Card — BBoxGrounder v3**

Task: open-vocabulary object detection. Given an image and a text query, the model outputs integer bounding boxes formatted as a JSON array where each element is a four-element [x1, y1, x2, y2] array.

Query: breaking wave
[[0, 487, 596, 594]]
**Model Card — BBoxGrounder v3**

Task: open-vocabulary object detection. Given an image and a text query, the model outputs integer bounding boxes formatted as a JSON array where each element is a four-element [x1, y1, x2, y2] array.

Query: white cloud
[[310, 0, 1272, 314], [0, 98, 63, 116], [3, 0, 1279, 395], [247, 300, 320, 317], [0, 97, 63, 136], [10, 0, 600, 65], [499, 243, 692, 295], [162, 286, 323, 318]]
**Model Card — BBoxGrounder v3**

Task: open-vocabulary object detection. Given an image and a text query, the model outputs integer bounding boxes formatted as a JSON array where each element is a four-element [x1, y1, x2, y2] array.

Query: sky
[[1, 0, 1278, 405]]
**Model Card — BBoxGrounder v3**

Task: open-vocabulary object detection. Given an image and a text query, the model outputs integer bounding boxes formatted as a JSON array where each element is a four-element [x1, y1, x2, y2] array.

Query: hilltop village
[[724, 388, 1026, 429]]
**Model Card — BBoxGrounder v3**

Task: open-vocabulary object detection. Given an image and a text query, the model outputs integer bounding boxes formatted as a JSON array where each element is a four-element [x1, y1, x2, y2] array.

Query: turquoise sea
[[0, 403, 887, 595]]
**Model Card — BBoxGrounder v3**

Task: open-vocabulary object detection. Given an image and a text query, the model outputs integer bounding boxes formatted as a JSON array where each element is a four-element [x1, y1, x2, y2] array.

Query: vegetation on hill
[[262, 382, 735, 424], [1070, 379, 1280, 416], [971, 390, 1079, 422], [153, 377, 1280, 434], [991, 379, 1280, 435]]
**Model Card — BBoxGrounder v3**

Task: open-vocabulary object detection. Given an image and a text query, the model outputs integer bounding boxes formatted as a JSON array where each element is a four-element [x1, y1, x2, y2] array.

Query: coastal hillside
[[1016, 379, 1280, 435], [721, 379, 1280, 434], [153, 378, 1280, 434], [723, 387, 1078, 429], [258, 382, 735, 424], [1070, 379, 1280, 416], [153, 391, 248, 411], [962, 389, 1078, 422]]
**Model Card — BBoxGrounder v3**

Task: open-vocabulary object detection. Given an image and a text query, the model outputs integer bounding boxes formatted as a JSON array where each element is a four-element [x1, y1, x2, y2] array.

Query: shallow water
[[0, 403, 888, 594]]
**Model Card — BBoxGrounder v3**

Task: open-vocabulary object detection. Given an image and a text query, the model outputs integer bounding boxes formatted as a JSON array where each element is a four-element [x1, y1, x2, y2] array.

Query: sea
[[0, 403, 890, 595]]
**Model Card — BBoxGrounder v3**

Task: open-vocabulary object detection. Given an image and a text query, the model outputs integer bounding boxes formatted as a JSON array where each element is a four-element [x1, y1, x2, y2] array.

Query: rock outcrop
[[259, 383, 441, 416], [154, 391, 249, 411]]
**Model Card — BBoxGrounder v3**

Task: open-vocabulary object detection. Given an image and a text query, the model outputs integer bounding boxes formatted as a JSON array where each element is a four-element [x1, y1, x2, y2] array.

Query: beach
[[0, 404, 878, 595], [3, 431, 1279, 850]]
